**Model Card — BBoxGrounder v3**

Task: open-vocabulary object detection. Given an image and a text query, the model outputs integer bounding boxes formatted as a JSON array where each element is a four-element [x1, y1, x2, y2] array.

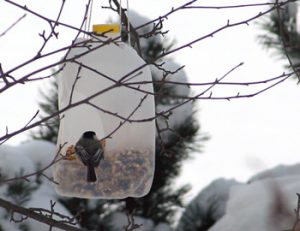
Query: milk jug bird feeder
[[53, 3, 155, 199]]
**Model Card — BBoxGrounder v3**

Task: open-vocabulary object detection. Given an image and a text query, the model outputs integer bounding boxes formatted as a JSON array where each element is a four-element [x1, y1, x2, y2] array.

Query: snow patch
[[209, 175, 300, 231], [177, 178, 241, 231]]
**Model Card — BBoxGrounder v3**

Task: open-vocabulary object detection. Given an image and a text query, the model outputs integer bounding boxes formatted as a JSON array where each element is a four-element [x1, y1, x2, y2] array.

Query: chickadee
[[75, 131, 104, 182]]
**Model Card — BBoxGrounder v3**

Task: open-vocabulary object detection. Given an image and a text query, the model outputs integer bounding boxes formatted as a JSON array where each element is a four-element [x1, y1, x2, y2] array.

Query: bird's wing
[[75, 144, 91, 165], [90, 148, 104, 166]]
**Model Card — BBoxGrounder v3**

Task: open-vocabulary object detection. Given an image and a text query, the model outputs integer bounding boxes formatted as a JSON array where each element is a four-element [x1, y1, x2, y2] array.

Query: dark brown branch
[[1, 0, 290, 95], [0, 65, 295, 144], [36, 0, 66, 55], [127, 71, 292, 88], [197, 72, 292, 101], [23, 110, 40, 129], [26, 63, 66, 82], [0, 0, 92, 90], [0, 198, 85, 231], [30, 200, 77, 226], [153, 0, 294, 61], [0, 0, 296, 146], [96, 94, 149, 142]]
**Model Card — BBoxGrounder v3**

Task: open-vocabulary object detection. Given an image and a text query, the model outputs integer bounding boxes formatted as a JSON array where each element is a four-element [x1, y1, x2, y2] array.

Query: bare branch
[[0, 13, 26, 38], [23, 110, 40, 129], [183, 1, 298, 10], [4, 0, 90, 35], [0, 198, 85, 231], [36, 0, 66, 56], [0, 1, 298, 229], [90, 94, 150, 142], [69, 65, 82, 105], [153, 0, 294, 61], [29, 200, 77, 226], [0, 144, 65, 183]]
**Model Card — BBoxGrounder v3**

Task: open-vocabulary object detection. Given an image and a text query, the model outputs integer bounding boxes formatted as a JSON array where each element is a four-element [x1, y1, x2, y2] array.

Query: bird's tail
[[87, 165, 97, 182]]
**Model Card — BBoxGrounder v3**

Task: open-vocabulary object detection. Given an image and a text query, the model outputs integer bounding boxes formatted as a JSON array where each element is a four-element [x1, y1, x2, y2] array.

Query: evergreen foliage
[[257, 2, 300, 72], [32, 11, 204, 228], [5, 180, 37, 205], [176, 179, 240, 231], [5, 170, 38, 206], [31, 77, 59, 143]]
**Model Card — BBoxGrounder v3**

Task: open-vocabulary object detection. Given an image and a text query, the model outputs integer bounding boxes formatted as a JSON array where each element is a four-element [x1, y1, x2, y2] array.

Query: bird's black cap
[[83, 131, 96, 139]]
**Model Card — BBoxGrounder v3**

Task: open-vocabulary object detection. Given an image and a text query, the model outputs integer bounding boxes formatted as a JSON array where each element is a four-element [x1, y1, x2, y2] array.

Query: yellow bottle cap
[[92, 24, 120, 34]]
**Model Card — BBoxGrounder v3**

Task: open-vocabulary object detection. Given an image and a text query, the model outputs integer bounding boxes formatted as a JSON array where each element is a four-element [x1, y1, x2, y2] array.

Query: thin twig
[[0, 144, 66, 183], [0, 198, 85, 231], [183, 1, 297, 10], [69, 65, 82, 105], [0, 13, 26, 38]]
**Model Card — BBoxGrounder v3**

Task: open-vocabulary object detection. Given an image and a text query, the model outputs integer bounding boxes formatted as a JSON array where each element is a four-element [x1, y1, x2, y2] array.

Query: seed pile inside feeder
[[55, 148, 154, 199]]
